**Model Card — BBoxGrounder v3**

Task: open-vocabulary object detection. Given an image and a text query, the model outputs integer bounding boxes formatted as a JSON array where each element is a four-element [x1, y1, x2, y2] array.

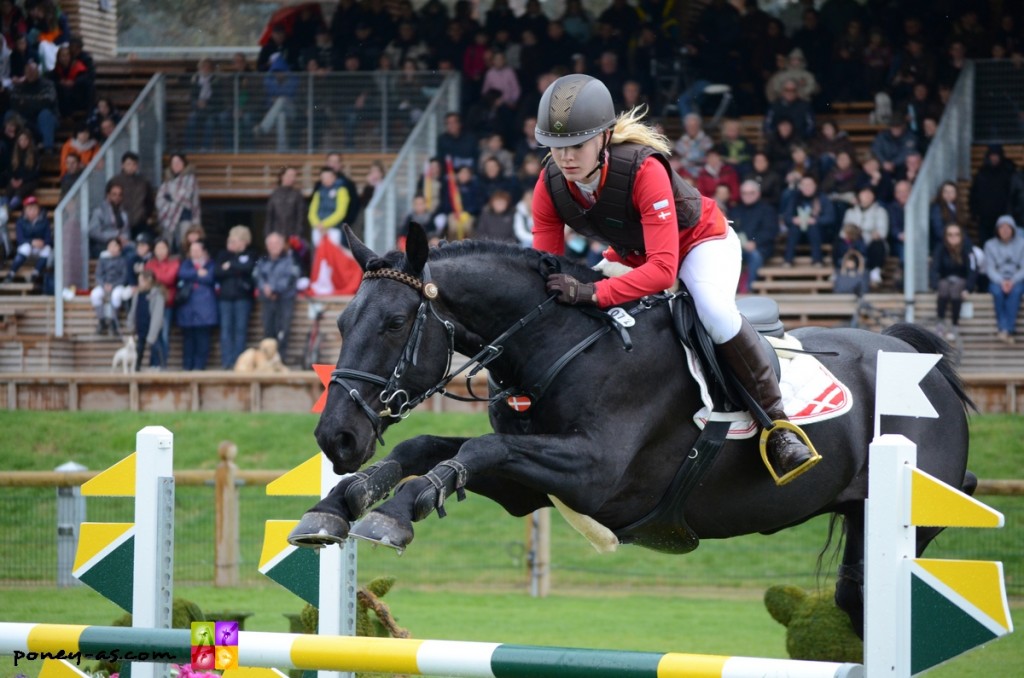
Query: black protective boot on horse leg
[[350, 459, 469, 552], [716, 320, 820, 485], [287, 459, 404, 547]]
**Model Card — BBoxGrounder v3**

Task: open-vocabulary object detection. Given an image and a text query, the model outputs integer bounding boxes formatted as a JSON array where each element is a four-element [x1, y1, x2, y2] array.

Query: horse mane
[[421, 240, 605, 283]]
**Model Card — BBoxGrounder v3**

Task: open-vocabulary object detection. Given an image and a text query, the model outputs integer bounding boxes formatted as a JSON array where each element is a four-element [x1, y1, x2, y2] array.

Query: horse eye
[[387, 316, 407, 332]]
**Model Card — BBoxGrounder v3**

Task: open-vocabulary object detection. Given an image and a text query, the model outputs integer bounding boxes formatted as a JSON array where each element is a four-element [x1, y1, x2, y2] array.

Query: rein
[[328, 261, 669, 445]]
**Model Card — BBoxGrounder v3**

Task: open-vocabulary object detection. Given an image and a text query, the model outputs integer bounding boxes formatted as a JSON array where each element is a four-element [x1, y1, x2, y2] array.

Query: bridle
[[328, 262, 560, 445], [329, 260, 670, 446]]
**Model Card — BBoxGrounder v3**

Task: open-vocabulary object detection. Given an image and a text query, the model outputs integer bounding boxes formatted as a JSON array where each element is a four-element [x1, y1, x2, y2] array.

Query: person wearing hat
[[126, 232, 154, 291], [4, 195, 51, 284], [970, 145, 1017, 246], [983, 215, 1024, 345], [531, 73, 817, 484]]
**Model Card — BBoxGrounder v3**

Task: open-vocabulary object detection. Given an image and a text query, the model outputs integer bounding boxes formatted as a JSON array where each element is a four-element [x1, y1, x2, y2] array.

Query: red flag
[[310, 234, 362, 296], [311, 363, 334, 413], [445, 155, 470, 240]]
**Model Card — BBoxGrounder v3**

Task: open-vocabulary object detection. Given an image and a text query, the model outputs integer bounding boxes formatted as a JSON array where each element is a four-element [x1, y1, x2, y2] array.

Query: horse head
[[314, 223, 457, 473]]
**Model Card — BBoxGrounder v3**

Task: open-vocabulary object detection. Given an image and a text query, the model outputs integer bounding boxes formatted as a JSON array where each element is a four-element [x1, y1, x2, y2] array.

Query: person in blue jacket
[[176, 239, 219, 370], [4, 195, 51, 283]]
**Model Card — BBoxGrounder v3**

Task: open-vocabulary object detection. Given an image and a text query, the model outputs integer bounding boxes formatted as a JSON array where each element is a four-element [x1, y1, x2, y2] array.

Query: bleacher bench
[[188, 152, 396, 198]]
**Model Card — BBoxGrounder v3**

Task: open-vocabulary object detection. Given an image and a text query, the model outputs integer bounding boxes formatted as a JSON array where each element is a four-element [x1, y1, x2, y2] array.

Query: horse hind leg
[[289, 436, 468, 548], [834, 470, 979, 639], [834, 505, 866, 639]]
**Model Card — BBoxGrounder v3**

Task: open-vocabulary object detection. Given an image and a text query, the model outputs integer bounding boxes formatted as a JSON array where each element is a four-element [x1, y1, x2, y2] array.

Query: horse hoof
[[350, 511, 414, 554], [287, 512, 350, 548]]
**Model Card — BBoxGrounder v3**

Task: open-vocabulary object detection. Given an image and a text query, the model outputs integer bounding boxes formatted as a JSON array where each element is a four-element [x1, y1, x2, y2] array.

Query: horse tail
[[881, 322, 977, 413]]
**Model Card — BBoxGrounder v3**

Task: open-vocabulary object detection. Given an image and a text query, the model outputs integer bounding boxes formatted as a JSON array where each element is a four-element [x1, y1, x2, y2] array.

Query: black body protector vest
[[544, 143, 704, 258]]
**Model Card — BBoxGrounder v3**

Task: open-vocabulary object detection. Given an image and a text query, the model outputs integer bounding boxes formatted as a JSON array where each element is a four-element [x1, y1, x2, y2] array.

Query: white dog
[[111, 336, 137, 374]]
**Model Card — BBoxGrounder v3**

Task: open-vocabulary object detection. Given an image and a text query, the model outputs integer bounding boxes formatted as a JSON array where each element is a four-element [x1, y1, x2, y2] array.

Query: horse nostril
[[323, 431, 360, 474], [339, 431, 356, 456]]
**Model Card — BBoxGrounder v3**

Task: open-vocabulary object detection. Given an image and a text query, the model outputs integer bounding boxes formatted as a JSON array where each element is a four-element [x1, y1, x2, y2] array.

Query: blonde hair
[[228, 225, 252, 246], [610, 106, 671, 155]]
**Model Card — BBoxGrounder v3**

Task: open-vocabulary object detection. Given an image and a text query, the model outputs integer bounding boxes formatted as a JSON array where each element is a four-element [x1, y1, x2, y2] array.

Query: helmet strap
[[582, 129, 611, 180]]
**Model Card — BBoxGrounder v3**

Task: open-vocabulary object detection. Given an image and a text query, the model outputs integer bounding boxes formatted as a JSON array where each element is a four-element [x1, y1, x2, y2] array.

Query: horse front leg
[[351, 431, 618, 552], [288, 435, 469, 548]]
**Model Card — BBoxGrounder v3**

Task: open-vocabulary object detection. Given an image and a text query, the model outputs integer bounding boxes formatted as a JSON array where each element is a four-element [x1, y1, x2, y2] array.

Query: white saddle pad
[[688, 334, 853, 439]]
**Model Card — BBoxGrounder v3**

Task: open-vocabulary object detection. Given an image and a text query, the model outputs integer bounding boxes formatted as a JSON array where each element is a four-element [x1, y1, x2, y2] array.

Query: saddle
[[672, 291, 782, 414], [612, 291, 785, 554]]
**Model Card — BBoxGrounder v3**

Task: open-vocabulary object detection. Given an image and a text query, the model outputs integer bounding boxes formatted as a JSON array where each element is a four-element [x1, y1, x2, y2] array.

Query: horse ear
[[405, 222, 429, 276], [343, 224, 375, 270]]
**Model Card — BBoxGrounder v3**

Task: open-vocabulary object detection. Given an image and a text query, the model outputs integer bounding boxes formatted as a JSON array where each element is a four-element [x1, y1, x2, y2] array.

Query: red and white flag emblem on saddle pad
[[688, 336, 853, 439]]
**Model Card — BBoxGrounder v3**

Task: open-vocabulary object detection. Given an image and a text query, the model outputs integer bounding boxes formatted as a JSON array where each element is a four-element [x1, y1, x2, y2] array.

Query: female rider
[[531, 74, 815, 484]]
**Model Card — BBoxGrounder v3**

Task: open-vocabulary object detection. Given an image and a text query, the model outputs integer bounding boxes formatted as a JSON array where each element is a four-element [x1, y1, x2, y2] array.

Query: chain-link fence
[[974, 59, 1024, 144], [1, 481, 1020, 595], [162, 70, 449, 156], [51, 71, 456, 335], [363, 73, 460, 253]]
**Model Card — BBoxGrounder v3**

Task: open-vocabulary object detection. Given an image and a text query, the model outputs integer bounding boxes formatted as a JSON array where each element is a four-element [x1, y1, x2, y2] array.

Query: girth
[[612, 291, 784, 553]]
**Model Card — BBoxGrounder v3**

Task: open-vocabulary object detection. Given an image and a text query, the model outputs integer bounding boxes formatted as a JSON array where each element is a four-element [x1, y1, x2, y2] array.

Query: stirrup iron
[[759, 420, 821, 486]]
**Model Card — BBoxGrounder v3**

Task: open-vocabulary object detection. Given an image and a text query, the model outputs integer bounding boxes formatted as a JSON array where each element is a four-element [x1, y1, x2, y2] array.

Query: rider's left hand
[[546, 274, 597, 305]]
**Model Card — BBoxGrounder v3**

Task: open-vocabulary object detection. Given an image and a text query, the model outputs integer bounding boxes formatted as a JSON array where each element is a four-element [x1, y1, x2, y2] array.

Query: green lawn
[[0, 411, 1018, 592], [0, 411, 1021, 676]]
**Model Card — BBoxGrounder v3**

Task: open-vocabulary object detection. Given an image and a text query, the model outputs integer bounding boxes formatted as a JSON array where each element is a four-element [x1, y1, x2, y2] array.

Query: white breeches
[[90, 285, 133, 310], [17, 243, 52, 259], [678, 227, 743, 344]]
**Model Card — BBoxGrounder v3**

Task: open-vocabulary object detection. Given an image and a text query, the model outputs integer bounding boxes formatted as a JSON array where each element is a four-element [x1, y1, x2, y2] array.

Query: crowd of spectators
[[70, 149, 366, 372], [1, 0, 120, 284], [672, 1, 1018, 301], [177, 0, 678, 155], [5, 0, 1024, 360]]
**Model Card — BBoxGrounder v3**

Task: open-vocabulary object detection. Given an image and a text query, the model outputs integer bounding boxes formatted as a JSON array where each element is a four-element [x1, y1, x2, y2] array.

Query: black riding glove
[[546, 274, 597, 305]]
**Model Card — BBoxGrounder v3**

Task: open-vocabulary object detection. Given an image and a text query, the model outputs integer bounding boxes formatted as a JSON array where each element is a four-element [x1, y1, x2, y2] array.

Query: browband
[[363, 266, 438, 299]]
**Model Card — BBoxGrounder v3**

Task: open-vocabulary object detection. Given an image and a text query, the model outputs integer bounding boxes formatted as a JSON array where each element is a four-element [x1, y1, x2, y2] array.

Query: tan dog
[[234, 337, 289, 373]]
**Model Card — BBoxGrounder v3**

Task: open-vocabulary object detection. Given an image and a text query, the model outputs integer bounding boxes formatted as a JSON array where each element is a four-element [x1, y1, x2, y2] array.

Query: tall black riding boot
[[716, 320, 818, 483]]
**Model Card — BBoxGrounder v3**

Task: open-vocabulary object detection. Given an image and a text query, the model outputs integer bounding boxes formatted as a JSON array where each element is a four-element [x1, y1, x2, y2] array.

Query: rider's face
[[550, 133, 604, 183]]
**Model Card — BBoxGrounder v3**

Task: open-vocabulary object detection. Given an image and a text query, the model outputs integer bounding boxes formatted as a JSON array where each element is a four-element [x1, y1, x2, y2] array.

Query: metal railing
[[903, 62, 974, 314], [165, 70, 449, 155], [973, 58, 1024, 144], [54, 74, 166, 337], [363, 73, 460, 253]]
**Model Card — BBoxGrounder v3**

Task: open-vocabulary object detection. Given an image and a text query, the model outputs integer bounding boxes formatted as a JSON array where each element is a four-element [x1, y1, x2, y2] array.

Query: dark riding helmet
[[535, 74, 616, 148]]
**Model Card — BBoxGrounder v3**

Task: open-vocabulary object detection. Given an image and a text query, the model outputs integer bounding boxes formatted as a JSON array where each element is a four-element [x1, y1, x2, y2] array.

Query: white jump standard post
[[866, 352, 1013, 676]]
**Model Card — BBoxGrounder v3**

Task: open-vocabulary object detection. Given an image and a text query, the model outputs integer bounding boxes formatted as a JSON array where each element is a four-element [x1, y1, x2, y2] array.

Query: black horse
[[293, 224, 975, 634]]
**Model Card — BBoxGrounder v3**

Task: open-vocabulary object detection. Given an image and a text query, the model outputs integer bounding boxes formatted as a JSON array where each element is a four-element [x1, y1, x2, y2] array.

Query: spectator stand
[[189, 153, 396, 199]]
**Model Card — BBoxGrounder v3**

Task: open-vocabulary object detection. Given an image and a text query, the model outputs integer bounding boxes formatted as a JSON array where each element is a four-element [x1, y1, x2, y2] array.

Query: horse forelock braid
[[365, 252, 403, 272]]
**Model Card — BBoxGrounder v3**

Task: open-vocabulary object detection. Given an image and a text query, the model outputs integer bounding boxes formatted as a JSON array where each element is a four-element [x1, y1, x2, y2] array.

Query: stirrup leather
[[758, 420, 821, 486]]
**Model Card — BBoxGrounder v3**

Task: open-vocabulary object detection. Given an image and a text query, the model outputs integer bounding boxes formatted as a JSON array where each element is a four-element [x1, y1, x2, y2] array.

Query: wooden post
[[215, 441, 240, 587], [528, 508, 551, 598]]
